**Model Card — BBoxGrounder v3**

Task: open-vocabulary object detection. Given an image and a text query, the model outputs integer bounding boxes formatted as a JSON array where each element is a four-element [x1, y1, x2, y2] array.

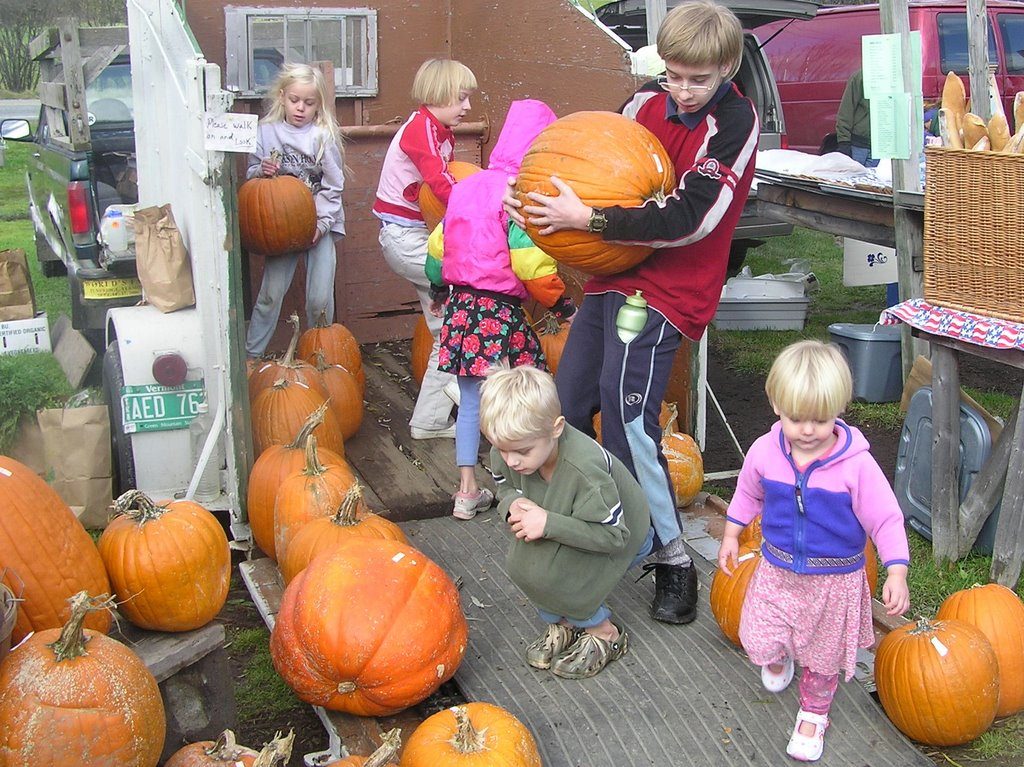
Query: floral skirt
[[437, 287, 546, 377], [738, 559, 874, 681]]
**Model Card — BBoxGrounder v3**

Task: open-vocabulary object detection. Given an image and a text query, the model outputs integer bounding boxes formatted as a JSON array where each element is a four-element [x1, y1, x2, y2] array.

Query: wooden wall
[[186, 0, 640, 345]]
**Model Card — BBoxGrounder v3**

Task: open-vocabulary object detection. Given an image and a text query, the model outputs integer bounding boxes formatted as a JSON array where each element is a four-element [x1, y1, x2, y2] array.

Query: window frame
[[224, 6, 378, 98]]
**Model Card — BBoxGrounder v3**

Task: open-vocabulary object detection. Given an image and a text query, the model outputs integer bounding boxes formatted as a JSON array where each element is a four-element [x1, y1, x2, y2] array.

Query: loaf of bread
[[942, 71, 967, 130], [988, 112, 1011, 152], [938, 108, 962, 149], [962, 113, 989, 150], [971, 135, 991, 152], [1014, 91, 1024, 134]]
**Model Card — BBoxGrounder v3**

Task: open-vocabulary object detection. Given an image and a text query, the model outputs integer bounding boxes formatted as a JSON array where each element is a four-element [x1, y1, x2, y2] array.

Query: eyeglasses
[[656, 75, 718, 95]]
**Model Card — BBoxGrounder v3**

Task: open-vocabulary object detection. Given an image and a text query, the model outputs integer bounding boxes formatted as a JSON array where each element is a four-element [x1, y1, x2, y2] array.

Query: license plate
[[120, 381, 205, 434], [83, 277, 142, 300]]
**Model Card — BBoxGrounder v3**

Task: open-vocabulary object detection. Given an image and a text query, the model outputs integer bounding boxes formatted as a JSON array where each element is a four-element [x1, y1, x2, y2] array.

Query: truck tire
[[35, 231, 66, 277], [727, 242, 751, 278], [102, 341, 136, 495]]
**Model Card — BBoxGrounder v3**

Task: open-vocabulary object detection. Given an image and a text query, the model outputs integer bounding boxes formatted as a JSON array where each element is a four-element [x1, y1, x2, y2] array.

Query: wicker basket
[[923, 146, 1024, 323]]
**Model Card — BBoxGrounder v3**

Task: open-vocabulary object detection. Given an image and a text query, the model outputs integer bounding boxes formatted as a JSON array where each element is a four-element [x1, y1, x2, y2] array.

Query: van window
[[937, 13, 997, 72], [998, 14, 1024, 73]]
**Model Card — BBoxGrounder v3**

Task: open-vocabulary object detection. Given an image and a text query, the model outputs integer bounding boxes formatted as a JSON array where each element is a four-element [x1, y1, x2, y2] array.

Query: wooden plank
[[237, 557, 283, 628], [930, 344, 961, 564], [114, 622, 225, 683], [29, 27, 61, 61], [990, 386, 1024, 586], [756, 200, 896, 249], [914, 331, 1024, 370], [57, 20, 90, 148], [37, 82, 67, 111]]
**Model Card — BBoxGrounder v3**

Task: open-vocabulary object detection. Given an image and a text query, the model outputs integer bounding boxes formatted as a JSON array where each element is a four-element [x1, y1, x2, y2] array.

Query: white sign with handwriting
[[203, 112, 258, 152]]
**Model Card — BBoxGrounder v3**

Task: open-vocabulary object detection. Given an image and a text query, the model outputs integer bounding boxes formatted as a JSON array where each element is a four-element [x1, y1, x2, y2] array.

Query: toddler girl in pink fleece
[[717, 339, 910, 763]]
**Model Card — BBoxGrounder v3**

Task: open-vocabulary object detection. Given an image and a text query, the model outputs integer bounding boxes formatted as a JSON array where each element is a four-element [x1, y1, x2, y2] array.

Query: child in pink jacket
[[717, 339, 910, 763]]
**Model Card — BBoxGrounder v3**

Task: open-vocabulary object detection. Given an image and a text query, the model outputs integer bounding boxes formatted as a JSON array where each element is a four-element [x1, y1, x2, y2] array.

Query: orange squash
[[0, 456, 111, 642], [399, 703, 541, 767], [709, 545, 761, 646], [246, 405, 345, 561], [164, 730, 260, 767], [593, 400, 677, 444], [536, 312, 571, 375], [327, 728, 401, 767], [313, 351, 363, 440], [270, 538, 468, 716], [238, 173, 317, 257], [736, 514, 762, 548], [250, 377, 344, 457], [248, 313, 327, 403], [0, 591, 165, 765], [410, 315, 434, 386], [273, 436, 357, 564], [418, 160, 483, 231], [874, 617, 999, 746], [515, 111, 676, 275], [662, 430, 703, 507], [281, 484, 408, 584], [937, 583, 1024, 717], [298, 311, 364, 393], [98, 491, 231, 632]]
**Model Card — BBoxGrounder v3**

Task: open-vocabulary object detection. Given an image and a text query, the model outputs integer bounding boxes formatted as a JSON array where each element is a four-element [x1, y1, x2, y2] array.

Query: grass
[[229, 626, 307, 721]]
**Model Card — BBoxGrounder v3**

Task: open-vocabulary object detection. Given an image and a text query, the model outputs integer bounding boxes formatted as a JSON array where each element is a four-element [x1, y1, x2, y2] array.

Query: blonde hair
[[765, 340, 853, 421], [657, 0, 743, 80], [411, 59, 477, 107], [479, 366, 562, 444], [263, 63, 343, 157]]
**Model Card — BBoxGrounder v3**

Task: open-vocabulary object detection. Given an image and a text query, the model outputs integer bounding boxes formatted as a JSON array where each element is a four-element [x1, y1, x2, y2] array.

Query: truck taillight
[[780, 134, 789, 150], [67, 182, 91, 234]]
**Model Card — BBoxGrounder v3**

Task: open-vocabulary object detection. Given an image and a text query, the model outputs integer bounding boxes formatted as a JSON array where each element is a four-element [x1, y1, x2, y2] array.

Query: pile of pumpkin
[[710, 517, 1024, 747]]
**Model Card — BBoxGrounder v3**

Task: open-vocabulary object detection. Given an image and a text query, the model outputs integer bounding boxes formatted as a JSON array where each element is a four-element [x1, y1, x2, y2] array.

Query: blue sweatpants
[[555, 292, 682, 551]]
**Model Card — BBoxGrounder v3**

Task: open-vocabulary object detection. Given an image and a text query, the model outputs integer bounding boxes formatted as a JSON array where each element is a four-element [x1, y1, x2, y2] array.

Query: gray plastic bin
[[894, 386, 1001, 554], [828, 323, 903, 403]]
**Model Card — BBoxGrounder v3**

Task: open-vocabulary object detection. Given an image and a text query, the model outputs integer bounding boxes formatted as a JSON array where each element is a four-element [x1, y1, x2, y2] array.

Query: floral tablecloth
[[879, 299, 1024, 351]]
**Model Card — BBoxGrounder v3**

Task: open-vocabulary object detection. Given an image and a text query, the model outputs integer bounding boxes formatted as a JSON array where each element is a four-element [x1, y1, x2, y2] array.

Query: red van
[[755, 2, 1024, 152]]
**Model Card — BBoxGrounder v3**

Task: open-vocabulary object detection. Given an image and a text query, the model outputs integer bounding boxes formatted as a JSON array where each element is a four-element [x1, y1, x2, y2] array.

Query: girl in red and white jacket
[[718, 340, 910, 763], [373, 58, 476, 440]]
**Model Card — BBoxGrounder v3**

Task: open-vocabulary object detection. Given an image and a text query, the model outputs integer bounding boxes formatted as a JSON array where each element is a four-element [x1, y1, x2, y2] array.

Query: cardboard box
[[842, 238, 898, 287], [0, 313, 51, 355]]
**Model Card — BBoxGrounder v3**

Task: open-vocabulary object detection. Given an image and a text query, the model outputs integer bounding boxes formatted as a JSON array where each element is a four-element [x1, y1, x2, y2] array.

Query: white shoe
[[410, 423, 456, 440], [452, 488, 494, 520], [761, 655, 794, 693], [443, 379, 461, 407], [786, 710, 828, 762]]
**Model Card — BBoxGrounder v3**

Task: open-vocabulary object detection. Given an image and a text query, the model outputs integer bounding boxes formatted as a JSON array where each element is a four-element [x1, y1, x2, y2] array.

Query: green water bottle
[[616, 290, 648, 343]]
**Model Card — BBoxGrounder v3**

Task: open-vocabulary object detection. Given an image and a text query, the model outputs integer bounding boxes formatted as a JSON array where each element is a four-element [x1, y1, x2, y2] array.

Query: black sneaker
[[644, 563, 698, 624]]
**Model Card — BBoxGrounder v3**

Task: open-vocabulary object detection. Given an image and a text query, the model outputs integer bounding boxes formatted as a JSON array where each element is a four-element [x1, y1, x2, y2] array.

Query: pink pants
[[799, 668, 839, 715]]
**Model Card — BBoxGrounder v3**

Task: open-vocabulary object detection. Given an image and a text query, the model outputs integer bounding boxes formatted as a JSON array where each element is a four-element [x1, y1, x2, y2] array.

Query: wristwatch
[[587, 207, 607, 233]]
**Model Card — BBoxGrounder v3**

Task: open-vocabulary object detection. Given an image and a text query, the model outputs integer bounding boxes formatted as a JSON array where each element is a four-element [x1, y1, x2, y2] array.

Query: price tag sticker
[[930, 636, 949, 657]]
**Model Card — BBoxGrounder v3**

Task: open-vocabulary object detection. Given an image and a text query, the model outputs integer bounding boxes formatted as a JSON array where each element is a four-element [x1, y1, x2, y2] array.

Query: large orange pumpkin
[[937, 583, 1024, 717], [238, 173, 317, 257], [298, 311, 364, 393], [0, 591, 165, 765], [536, 313, 571, 375], [273, 436, 357, 564], [248, 313, 327, 403], [399, 703, 541, 767], [98, 490, 231, 632], [246, 405, 346, 561], [250, 377, 344, 457], [709, 545, 761, 646], [411, 315, 434, 386], [164, 730, 260, 767], [874, 617, 999, 746], [281, 484, 408, 584], [327, 728, 401, 767], [515, 111, 676, 276], [314, 351, 364, 440], [0, 456, 111, 642], [418, 160, 483, 231], [270, 538, 468, 716], [662, 430, 703, 507]]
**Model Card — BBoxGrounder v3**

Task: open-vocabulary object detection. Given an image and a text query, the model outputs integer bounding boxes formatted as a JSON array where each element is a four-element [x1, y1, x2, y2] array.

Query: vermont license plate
[[83, 277, 142, 300], [120, 381, 205, 433]]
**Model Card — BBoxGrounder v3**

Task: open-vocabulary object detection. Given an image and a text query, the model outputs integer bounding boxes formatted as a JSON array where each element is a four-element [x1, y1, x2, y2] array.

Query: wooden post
[[930, 344, 961, 564], [966, 0, 991, 123], [957, 403, 1016, 558], [990, 386, 1024, 586]]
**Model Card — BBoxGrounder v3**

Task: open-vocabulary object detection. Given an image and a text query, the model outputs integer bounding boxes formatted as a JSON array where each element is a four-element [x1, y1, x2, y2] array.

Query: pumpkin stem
[[331, 484, 365, 526], [662, 402, 680, 438], [449, 706, 487, 754], [315, 309, 330, 329], [47, 591, 112, 661], [363, 728, 402, 767], [205, 730, 246, 759], [282, 313, 301, 365], [286, 403, 328, 449], [314, 349, 328, 373], [540, 312, 562, 336], [252, 730, 294, 767], [337, 681, 358, 694], [112, 489, 167, 524], [301, 435, 328, 477]]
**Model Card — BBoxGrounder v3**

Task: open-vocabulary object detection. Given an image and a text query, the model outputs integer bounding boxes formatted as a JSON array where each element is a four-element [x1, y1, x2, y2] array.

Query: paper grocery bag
[[37, 406, 113, 529], [0, 249, 35, 321], [134, 203, 196, 313]]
